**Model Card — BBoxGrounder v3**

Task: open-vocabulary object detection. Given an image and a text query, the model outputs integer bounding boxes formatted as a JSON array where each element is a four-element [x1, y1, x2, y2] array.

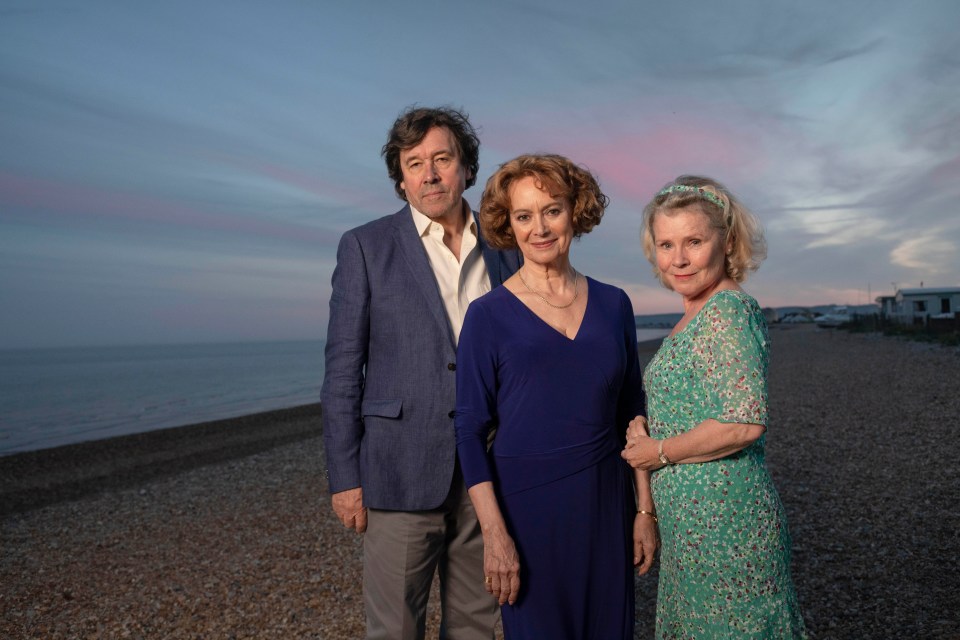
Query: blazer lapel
[[393, 207, 457, 351]]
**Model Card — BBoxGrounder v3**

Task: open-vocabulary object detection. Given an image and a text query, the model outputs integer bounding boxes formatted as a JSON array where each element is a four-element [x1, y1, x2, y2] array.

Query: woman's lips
[[530, 239, 556, 249]]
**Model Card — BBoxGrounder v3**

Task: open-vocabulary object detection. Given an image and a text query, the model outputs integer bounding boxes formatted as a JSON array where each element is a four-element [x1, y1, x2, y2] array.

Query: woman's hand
[[467, 482, 521, 605], [625, 415, 649, 444], [622, 417, 665, 470], [482, 526, 521, 605], [633, 512, 659, 575]]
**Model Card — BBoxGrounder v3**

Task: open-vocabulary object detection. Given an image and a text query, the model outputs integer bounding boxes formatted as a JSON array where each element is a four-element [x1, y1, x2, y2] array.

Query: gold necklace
[[518, 268, 580, 309]]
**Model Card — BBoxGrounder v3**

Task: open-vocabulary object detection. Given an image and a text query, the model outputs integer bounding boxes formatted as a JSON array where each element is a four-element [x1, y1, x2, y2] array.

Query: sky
[[1, 0, 958, 348]]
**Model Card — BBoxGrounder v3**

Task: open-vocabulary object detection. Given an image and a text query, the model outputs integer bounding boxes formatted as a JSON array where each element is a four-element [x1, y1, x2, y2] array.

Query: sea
[[0, 340, 325, 456], [0, 329, 670, 457]]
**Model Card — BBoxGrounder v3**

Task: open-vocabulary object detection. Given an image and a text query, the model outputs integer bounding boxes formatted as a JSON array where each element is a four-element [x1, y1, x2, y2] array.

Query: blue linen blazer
[[321, 205, 520, 511]]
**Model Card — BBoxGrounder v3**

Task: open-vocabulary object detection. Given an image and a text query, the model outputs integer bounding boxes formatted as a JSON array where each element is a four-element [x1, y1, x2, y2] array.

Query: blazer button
[[448, 410, 456, 418], [447, 362, 456, 371]]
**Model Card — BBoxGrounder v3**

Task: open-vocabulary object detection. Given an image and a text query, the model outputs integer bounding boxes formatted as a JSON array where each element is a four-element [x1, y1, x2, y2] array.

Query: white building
[[876, 287, 960, 325]]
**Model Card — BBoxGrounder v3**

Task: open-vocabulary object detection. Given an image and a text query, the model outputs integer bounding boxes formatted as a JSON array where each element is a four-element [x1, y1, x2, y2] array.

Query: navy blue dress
[[455, 278, 645, 639]]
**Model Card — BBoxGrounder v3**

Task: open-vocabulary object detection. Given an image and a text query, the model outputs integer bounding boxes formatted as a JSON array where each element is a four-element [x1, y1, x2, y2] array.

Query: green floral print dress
[[645, 290, 807, 639]]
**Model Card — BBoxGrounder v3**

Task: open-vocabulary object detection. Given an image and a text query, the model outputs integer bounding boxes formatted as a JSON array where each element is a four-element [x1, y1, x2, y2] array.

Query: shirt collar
[[410, 201, 477, 238]]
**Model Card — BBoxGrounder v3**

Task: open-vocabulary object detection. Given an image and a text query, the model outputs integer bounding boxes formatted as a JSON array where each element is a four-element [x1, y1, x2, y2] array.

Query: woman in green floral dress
[[621, 176, 807, 639]]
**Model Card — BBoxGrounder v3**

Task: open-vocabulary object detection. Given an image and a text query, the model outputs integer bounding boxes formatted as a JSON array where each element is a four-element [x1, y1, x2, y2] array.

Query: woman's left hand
[[633, 512, 659, 575], [621, 429, 664, 471]]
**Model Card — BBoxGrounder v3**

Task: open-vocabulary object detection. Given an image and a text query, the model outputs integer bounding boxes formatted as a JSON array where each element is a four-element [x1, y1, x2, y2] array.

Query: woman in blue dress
[[455, 154, 658, 639]]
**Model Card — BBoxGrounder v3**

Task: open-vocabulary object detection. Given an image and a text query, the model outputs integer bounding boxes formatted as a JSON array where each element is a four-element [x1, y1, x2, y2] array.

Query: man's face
[[399, 126, 471, 221]]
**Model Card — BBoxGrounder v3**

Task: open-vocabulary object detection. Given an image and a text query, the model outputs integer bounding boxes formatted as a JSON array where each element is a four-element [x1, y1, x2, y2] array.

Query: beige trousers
[[362, 471, 498, 640]]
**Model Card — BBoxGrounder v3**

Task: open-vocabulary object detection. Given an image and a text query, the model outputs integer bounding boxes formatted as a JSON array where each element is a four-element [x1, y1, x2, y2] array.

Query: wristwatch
[[658, 440, 673, 465]]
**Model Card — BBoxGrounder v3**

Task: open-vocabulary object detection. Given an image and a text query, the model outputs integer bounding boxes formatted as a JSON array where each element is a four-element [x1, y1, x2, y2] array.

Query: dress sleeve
[[698, 293, 769, 426], [616, 290, 646, 434], [455, 301, 499, 489]]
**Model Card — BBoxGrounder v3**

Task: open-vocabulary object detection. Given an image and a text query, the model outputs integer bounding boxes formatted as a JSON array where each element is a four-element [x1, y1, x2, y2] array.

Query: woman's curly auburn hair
[[640, 175, 766, 287], [479, 154, 609, 250]]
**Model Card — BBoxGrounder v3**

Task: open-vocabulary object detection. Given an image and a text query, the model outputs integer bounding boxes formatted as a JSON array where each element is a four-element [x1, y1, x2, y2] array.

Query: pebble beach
[[2, 324, 958, 639]]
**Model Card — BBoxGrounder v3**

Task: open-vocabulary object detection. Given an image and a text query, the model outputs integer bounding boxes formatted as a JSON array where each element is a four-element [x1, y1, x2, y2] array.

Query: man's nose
[[423, 162, 439, 182]]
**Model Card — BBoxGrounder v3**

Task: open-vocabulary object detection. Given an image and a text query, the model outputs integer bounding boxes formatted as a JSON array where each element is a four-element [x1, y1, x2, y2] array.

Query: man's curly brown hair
[[381, 106, 480, 201]]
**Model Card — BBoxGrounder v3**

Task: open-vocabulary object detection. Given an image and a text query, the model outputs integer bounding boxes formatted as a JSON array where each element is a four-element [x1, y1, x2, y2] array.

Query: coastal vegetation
[[844, 314, 960, 347]]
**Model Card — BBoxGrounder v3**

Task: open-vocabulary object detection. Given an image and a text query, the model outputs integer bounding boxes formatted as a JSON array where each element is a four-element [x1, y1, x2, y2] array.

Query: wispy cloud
[[0, 171, 342, 247], [891, 231, 957, 273]]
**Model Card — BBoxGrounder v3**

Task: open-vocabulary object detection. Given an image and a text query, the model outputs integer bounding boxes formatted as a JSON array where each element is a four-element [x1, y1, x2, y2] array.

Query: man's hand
[[332, 487, 367, 533]]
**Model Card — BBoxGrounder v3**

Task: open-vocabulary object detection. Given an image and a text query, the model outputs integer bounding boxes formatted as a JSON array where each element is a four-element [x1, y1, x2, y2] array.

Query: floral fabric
[[645, 290, 807, 639]]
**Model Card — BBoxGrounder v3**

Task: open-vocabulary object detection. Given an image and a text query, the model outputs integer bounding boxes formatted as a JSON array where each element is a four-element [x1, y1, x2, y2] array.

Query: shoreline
[[0, 337, 667, 517], [0, 404, 322, 516]]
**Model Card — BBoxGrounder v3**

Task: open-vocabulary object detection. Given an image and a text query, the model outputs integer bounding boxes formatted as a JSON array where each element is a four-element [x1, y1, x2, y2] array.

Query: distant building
[[876, 287, 960, 325]]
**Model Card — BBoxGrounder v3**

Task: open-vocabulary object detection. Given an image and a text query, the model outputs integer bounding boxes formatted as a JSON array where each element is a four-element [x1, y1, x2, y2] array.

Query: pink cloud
[[483, 105, 771, 206]]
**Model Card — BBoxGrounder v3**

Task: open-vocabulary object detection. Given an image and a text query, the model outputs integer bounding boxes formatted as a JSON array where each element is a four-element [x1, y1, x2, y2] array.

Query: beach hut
[[878, 287, 960, 325]]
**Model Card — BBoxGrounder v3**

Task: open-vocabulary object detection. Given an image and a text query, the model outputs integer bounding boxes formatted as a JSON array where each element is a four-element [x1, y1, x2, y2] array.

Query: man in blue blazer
[[322, 106, 520, 639]]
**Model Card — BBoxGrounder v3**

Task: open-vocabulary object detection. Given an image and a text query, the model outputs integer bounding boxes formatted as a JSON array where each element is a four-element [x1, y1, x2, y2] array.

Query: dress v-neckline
[[504, 277, 591, 342]]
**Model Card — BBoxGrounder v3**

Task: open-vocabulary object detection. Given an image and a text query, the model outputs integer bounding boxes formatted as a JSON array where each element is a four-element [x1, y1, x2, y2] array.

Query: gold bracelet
[[658, 439, 673, 465], [637, 510, 658, 523]]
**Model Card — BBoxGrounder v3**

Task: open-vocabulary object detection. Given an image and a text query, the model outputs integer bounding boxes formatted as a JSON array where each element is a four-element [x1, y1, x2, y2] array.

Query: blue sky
[[1, 0, 958, 348]]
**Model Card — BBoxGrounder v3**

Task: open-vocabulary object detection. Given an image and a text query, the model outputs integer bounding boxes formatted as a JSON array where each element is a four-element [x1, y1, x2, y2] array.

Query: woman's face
[[652, 206, 731, 303], [507, 175, 574, 266]]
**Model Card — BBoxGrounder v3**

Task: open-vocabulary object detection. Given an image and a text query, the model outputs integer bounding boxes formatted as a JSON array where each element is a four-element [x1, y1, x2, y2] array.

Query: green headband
[[657, 184, 726, 210]]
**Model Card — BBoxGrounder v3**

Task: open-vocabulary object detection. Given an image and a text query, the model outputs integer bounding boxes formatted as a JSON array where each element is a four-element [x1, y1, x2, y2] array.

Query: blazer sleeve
[[320, 230, 370, 494]]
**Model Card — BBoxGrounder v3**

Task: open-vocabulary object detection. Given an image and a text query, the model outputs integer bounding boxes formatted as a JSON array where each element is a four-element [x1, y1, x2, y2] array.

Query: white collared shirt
[[411, 204, 491, 344]]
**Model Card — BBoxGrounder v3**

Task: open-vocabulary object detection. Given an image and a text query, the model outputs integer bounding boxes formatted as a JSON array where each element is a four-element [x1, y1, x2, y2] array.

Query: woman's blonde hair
[[641, 175, 766, 287]]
